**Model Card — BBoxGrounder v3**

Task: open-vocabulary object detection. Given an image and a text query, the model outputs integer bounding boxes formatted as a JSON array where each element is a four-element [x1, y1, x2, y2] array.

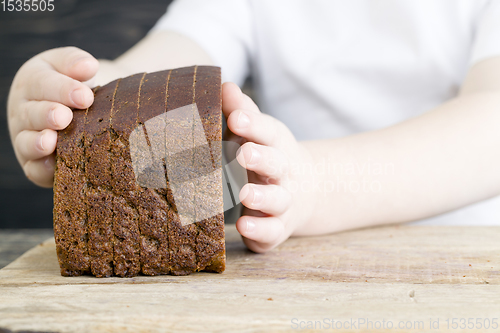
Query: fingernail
[[48, 107, 58, 127], [70, 89, 85, 107], [246, 219, 256, 233], [37, 132, 45, 151], [237, 112, 250, 129], [71, 56, 91, 67], [239, 185, 250, 202], [250, 185, 263, 206], [244, 145, 260, 165], [44, 157, 54, 170]]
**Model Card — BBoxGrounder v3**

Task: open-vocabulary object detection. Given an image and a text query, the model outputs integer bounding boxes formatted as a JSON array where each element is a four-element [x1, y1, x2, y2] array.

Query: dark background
[[0, 0, 173, 228]]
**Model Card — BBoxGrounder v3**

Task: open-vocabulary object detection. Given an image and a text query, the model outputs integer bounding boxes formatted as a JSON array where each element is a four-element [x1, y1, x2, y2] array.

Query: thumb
[[222, 82, 260, 119], [39, 46, 99, 82]]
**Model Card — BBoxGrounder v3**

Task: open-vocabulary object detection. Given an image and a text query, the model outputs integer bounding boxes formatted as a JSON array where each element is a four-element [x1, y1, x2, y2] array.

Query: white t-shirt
[[151, 0, 500, 226]]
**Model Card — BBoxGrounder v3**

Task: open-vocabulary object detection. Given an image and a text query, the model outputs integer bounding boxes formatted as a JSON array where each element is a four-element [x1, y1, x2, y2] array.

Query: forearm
[[94, 30, 213, 86], [297, 91, 500, 235]]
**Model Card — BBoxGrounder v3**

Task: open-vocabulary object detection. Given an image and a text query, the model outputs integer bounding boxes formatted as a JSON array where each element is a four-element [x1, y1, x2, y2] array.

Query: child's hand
[[7, 47, 98, 187], [223, 82, 316, 253]]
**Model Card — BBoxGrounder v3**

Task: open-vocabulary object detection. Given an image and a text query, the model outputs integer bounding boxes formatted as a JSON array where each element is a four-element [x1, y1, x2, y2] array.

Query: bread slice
[[53, 66, 225, 277]]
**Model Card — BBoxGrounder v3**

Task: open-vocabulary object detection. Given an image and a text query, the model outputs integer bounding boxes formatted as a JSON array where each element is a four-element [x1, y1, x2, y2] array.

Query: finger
[[82, 75, 97, 89], [16, 100, 73, 132], [39, 46, 99, 82], [242, 206, 268, 218], [15, 129, 57, 162], [239, 184, 292, 215], [23, 155, 55, 188], [26, 67, 94, 109], [227, 109, 286, 147], [236, 142, 288, 179], [236, 215, 285, 253], [222, 82, 260, 118], [222, 126, 246, 147]]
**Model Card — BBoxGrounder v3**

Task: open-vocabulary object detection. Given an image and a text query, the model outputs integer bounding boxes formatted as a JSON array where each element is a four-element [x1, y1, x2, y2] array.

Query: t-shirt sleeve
[[470, 0, 500, 66], [150, 0, 254, 86]]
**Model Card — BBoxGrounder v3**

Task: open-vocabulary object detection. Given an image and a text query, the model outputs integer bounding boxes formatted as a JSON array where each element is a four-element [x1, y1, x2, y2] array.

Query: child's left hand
[[222, 82, 316, 253]]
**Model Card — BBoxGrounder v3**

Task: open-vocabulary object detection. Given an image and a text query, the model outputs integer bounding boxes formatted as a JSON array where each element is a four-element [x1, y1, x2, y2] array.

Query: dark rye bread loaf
[[53, 66, 225, 277]]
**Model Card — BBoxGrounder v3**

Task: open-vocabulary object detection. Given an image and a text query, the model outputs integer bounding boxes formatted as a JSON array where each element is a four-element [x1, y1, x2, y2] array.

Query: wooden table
[[0, 224, 499, 332], [0, 229, 54, 269]]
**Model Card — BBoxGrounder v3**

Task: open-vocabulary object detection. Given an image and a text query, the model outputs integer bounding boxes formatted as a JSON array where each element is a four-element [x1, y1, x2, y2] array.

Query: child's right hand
[[7, 47, 99, 188]]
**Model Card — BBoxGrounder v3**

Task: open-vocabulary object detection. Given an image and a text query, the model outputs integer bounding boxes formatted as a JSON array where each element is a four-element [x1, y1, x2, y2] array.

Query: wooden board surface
[[0, 229, 54, 269], [1, 224, 499, 332]]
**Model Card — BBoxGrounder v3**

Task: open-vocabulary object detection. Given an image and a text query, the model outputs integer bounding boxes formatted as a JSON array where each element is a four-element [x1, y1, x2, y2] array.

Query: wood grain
[[0, 229, 54, 269], [0, 225, 499, 332]]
